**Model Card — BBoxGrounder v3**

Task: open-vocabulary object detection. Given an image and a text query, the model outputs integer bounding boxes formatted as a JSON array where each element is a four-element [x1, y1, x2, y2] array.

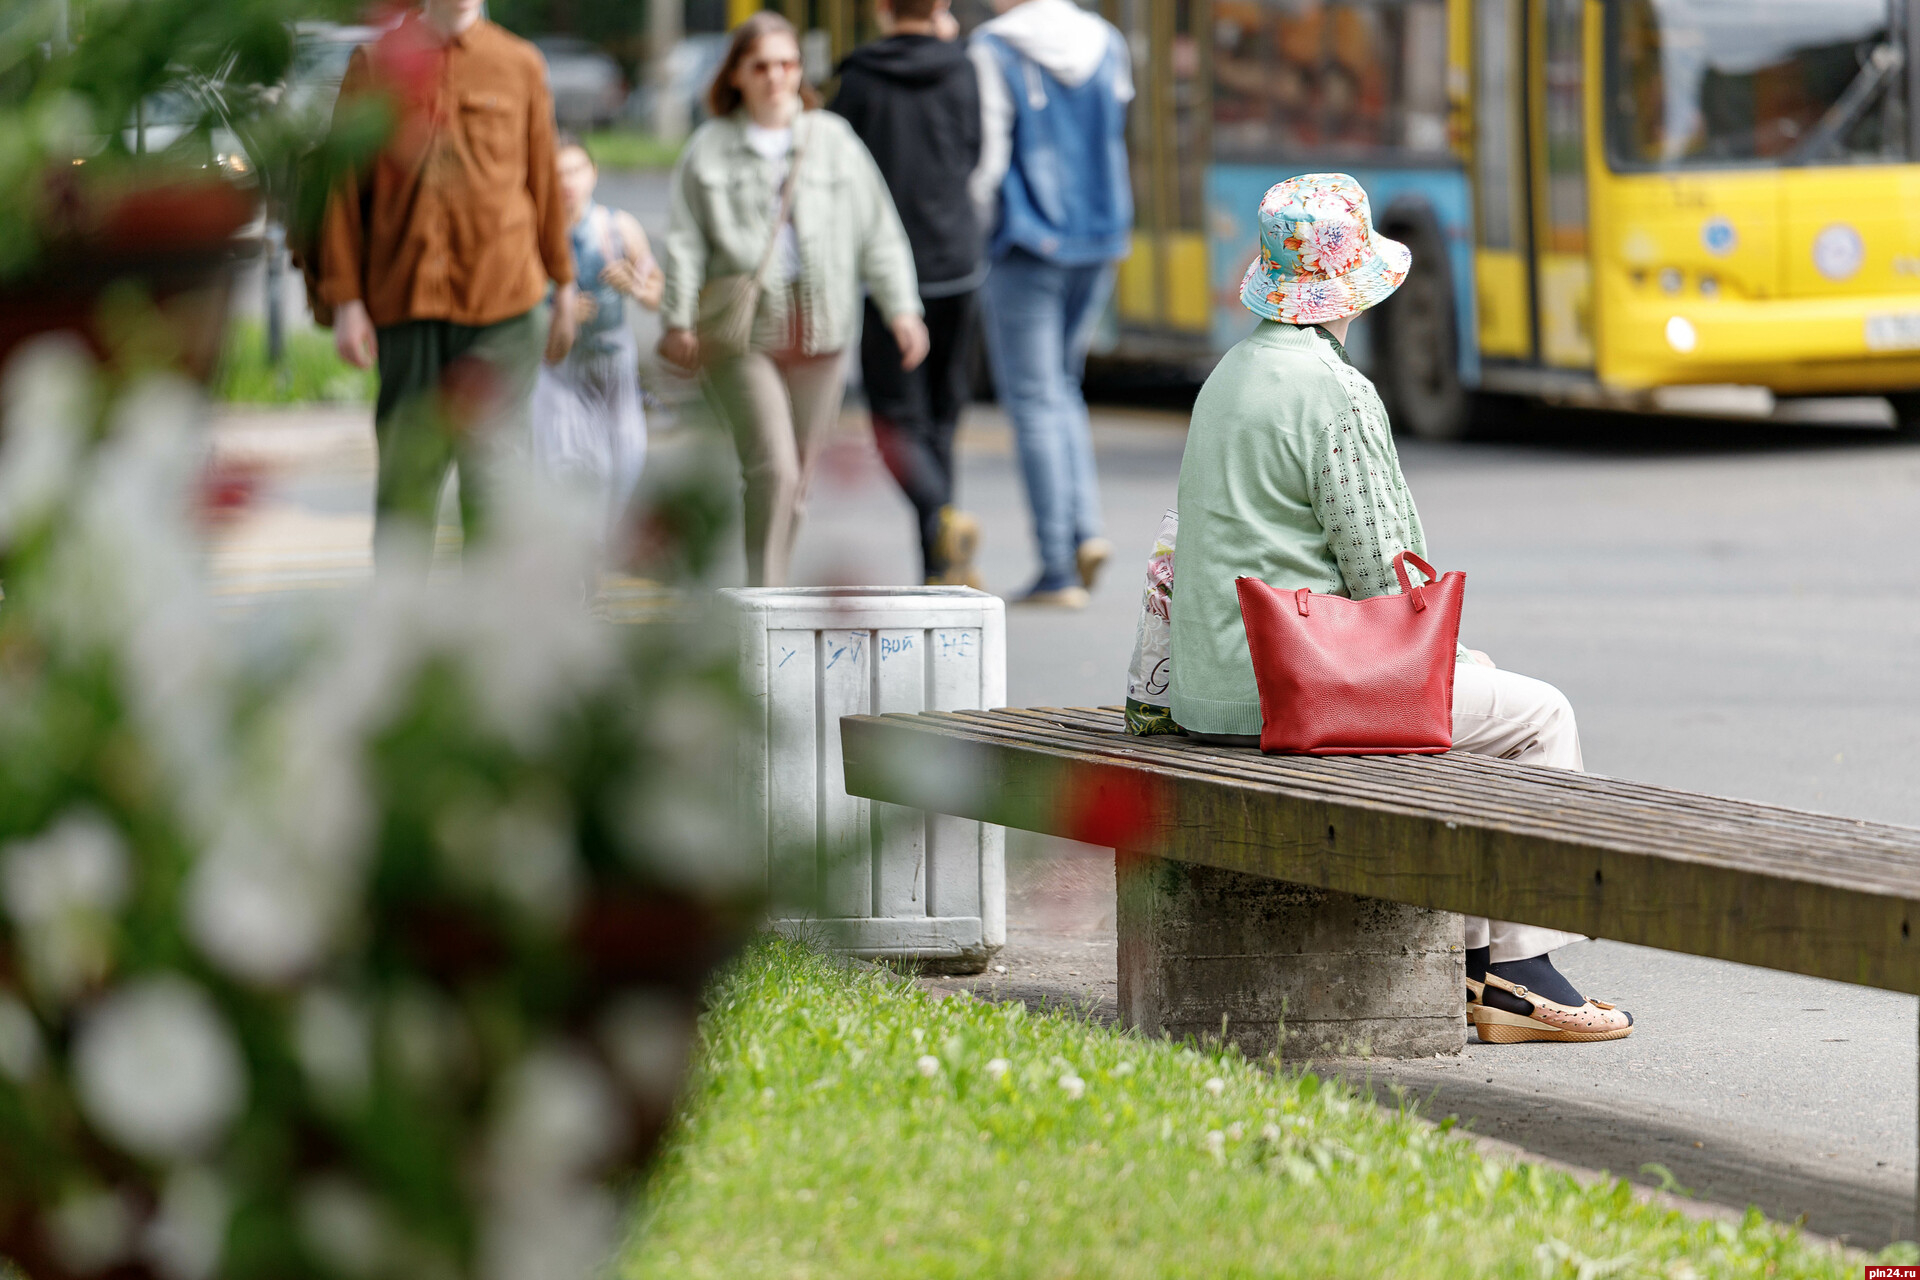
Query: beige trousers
[[1189, 662, 1588, 963], [1451, 661, 1588, 963], [705, 348, 847, 587]]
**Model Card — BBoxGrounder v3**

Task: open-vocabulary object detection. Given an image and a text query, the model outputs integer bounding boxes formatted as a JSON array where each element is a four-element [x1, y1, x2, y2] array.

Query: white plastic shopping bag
[[1124, 509, 1179, 735]]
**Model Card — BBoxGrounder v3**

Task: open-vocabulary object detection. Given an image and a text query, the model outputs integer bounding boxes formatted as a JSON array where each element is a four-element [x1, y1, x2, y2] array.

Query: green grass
[[213, 319, 376, 405], [628, 939, 1890, 1279], [581, 126, 685, 172]]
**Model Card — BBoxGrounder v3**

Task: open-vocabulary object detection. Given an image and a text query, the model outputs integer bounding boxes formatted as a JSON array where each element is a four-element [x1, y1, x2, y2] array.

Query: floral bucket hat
[[1239, 173, 1412, 325]]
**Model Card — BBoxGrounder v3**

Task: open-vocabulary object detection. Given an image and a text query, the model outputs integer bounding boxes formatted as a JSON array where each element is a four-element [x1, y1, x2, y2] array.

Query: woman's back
[[1168, 320, 1426, 738]]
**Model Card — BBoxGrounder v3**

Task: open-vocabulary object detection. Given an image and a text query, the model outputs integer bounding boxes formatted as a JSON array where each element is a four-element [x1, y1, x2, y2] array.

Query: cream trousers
[[1451, 661, 1587, 963], [704, 348, 847, 587], [1187, 661, 1588, 963]]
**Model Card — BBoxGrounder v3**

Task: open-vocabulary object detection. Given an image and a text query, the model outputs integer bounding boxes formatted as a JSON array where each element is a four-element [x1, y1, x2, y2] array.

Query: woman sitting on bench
[[1165, 174, 1633, 1045]]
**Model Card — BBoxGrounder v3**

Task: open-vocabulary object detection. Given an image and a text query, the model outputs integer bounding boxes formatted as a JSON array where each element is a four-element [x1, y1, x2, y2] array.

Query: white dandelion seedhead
[[915, 1055, 941, 1078], [984, 1057, 1011, 1080], [1058, 1074, 1086, 1100], [1204, 1129, 1226, 1158], [1204, 1077, 1225, 1098], [73, 977, 247, 1161]]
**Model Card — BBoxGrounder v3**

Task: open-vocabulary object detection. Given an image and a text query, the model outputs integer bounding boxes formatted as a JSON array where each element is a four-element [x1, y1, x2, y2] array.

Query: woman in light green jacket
[[1169, 173, 1634, 1047], [658, 12, 929, 586]]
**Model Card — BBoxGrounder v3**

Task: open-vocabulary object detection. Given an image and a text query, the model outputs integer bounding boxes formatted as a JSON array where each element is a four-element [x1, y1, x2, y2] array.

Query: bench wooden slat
[[917, 708, 1920, 885], [1021, 707, 1920, 853], [840, 707, 1920, 995]]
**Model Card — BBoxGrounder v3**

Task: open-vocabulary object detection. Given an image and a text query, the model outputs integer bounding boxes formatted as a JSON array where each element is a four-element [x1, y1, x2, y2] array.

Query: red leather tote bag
[[1234, 551, 1464, 755]]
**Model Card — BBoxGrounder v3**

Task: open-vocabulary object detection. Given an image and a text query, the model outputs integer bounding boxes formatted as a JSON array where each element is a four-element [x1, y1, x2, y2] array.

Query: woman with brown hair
[[659, 12, 929, 586]]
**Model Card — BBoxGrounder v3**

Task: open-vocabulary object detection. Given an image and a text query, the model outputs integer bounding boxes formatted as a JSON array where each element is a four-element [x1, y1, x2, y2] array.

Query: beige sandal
[[1471, 973, 1633, 1044]]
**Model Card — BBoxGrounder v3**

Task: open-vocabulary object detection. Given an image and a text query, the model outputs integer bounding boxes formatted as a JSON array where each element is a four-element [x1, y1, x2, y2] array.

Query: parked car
[[536, 36, 626, 130], [285, 21, 386, 125], [626, 32, 728, 137]]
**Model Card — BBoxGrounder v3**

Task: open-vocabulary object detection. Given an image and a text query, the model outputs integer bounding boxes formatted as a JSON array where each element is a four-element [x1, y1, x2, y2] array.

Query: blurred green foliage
[[580, 126, 684, 172], [0, 333, 755, 1280], [0, 0, 379, 280], [212, 318, 374, 404]]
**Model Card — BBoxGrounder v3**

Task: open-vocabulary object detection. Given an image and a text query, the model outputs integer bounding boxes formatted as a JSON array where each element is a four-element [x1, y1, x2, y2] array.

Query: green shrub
[[213, 318, 375, 405], [580, 128, 685, 172]]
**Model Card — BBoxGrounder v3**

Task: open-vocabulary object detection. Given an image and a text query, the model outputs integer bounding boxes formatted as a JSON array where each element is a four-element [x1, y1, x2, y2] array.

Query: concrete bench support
[[1117, 853, 1466, 1060]]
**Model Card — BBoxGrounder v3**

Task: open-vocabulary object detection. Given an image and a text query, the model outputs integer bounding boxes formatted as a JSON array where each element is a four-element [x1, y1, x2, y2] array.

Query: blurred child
[[533, 135, 664, 549]]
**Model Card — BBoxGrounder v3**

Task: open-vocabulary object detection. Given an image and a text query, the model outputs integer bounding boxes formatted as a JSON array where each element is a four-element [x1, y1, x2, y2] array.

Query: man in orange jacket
[[319, 0, 578, 559]]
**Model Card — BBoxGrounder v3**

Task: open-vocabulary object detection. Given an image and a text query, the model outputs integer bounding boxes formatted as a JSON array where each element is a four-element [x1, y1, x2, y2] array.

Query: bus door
[[1529, 0, 1594, 368], [1470, 0, 1595, 371]]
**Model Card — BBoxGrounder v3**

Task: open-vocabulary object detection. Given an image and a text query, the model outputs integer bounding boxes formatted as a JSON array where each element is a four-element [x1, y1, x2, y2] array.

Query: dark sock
[[1465, 946, 1489, 983], [1483, 954, 1583, 1017]]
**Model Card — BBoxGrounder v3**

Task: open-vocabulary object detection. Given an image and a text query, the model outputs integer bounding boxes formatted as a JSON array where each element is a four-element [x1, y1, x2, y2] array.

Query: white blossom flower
[[599, 990, 691, 1106], [1204, 1076, 1225, 1098], [185, 822, 339, 984], [481, 1185, 619, 1280], [0, 992, 44, 1083], [143, 1165, 231, 1280], [1111, 1061, 1135, 1078], [1261, 1123, 1282, 1142], [487, 1044, 623, 1191], [73, 976, 246, 1160], [0, 338, 93, 542], [1226, 1122, 1244, 1142], [1058, 1074, 1085, 1100], [297, 1177, 390, 1280], [296, 988, 372, 1109], [915, 1055, 941, 1078], [2, 809, 130, 925], [1204, 1130, 1226, 1158], [984, 1057, 1011, 1080], [1, 809, 131, 1002], [435, 787, 580, 926]]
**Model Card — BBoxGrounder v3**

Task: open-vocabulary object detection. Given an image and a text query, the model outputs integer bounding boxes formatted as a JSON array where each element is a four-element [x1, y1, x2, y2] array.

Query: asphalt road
[[782, 399, 1920, 1248]]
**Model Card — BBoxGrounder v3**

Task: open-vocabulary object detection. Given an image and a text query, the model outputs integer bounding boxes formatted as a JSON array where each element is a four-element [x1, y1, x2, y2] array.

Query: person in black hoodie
[[832, 0, 986, 586]]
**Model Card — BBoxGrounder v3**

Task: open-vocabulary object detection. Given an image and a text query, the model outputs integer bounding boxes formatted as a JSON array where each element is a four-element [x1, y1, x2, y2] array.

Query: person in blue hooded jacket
[[968, 0, 1133, 608]]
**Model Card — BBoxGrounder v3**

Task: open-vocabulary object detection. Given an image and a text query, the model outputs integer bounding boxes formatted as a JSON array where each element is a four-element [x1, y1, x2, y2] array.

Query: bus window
[[1606, 0, 1909, 169], [1212, 0, 1449, 162], [1473, 0, 1522, 251]]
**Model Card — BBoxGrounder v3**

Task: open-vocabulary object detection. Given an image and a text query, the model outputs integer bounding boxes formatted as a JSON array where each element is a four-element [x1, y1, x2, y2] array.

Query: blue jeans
[[982, 249, 1114, 591]]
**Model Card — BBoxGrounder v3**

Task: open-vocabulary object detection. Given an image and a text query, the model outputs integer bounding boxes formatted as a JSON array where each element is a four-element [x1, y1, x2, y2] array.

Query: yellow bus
[[1081, 0, 1920, 436]]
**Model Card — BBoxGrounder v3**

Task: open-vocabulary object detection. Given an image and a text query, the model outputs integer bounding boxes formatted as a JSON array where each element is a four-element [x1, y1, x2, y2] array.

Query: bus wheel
[[1888, 392, 1920, 437], [1376, 209, 1469, 441]]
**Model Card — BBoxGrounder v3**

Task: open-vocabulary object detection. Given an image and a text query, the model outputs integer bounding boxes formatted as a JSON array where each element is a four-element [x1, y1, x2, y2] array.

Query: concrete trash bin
[[723, 586, 1006, 972]]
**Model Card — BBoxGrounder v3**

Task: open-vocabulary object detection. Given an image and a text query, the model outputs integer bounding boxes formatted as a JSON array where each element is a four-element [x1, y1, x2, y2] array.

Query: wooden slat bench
[[840, 705, 1920, 1209]]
